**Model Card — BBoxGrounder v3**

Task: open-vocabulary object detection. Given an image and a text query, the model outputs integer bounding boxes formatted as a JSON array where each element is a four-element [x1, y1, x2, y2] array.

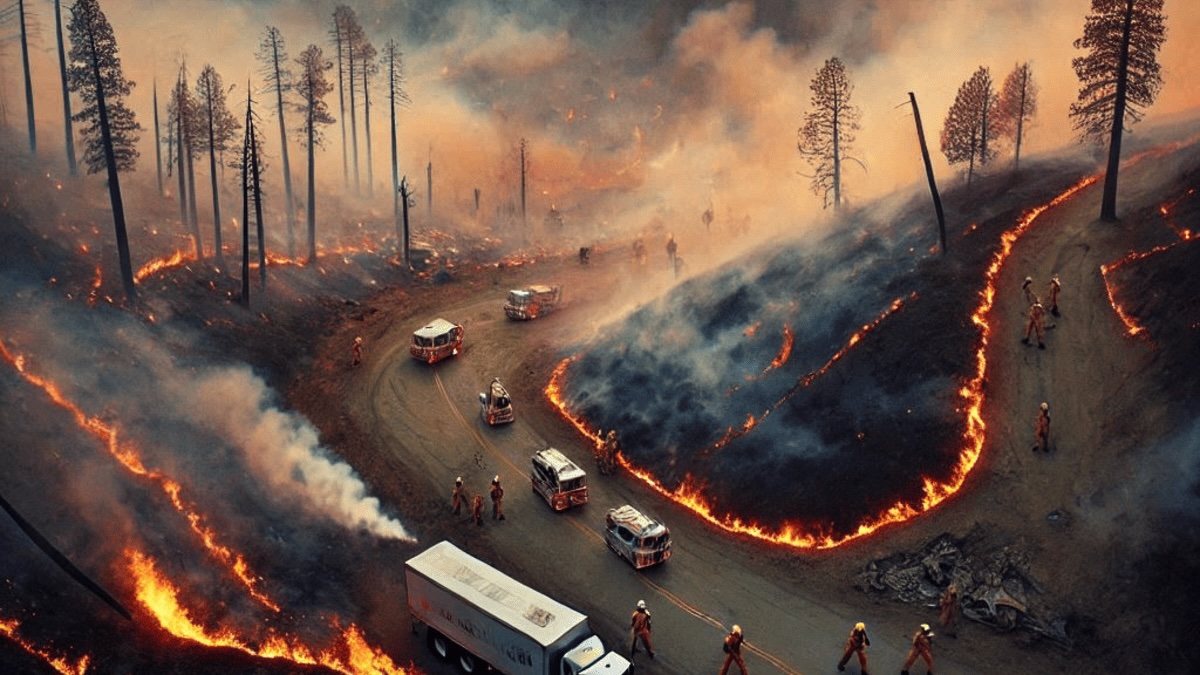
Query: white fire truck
[[409, 318, 463, 364], [504, 285, 562, 320]]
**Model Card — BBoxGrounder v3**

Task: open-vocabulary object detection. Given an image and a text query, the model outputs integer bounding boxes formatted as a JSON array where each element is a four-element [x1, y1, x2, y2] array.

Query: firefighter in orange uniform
[[1022, 301, 1046, 349], [351, 336, 364, 367], [837, 621, 870, 673], [451, 477, 466, 515], [630, 599, 655, 661], [1022, 276, 1038, 306], [666, 234, 678, 270], [901, 623, 935, 675], [490, 475, 505, 521], [719, 624, 747, 675], [1033, 402, 1051, 453], [1047, 274, 1062, 316], [939, 584, 961, 638], [471, 494, 484, 526]]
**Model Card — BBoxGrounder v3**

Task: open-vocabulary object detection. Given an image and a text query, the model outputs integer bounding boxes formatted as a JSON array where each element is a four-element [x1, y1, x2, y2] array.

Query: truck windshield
[[561, 477, 583, 492]]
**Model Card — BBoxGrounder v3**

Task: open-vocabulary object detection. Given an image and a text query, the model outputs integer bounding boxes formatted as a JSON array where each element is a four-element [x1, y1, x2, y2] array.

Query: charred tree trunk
[[426, 159, 432, 222], [399, 176, 411, 267], [832, 94, 842, 211], [268, 37, 296, 257], [240, 98, 251, 306], [175, 102, 191, 249], [19, 0, 36, 155], [153, 81, 163, 195], [307, 103, 317, 263], [519, 138, 527, 228], [251, 117, 266, 288], [185, 141, 200, 256], [54, 0, 77, 175], [206, 98, 224, 265], [908, 92, 947, 255], [88, 25, 135, 298], [389, 61, 400, 245], [1101, 0, 1135, 222], [1015, 68, 1028, 172], [335, 24, 348, 188], [363, 65, 373, 198], [348, 44, 359, 194]]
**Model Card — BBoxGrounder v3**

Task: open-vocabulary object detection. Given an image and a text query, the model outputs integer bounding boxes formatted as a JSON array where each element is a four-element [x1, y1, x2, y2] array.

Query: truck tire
[[428, 629, 451, 660], [457, 651, 480, 673]]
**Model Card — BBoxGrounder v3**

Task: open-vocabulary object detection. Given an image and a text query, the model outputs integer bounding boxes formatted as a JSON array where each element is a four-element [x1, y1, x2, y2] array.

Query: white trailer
[[405, 541, 631, 675]]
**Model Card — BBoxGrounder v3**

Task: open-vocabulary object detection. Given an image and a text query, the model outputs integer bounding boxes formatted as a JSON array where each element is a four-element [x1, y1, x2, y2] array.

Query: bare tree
[[235, 86, 267, 304], [152, 79, 163, 194], [994, 62, 1038, 171], [168, 64, 201, 256], [53, 0, 77, 174], [330, 6, 350, 188], [66, 0, 141, 299], [18, 0, 36, 154], [381, 39, 412, 245], [1070, 0, 1167, 221], [940, 66, 997, 188], [797, 56, 862, 210], [333, 6, 367, 194], [257, 26, 297, 257], [195, 65, 240, 265], [294, 44, 335, 263], [358, 35, 377, 198]]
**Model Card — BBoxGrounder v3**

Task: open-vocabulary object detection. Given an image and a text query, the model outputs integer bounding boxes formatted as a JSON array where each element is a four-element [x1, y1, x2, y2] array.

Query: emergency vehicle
[[530, 447, 588, 511], [478, 378, 515, 426], [409, 318, 463, 364], [603, 504, 672, 569], [504, 285, 562, 320]]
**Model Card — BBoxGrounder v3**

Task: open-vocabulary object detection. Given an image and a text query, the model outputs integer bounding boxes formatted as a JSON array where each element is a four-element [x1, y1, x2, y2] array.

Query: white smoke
[[176, 366, 416, 542]]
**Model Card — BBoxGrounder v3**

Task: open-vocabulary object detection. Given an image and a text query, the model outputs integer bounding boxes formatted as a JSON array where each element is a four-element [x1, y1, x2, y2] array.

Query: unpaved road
[[295, 141, 1197, 675]]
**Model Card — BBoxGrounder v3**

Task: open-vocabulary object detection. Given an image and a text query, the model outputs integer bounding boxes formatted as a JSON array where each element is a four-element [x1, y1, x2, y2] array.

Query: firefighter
[[630, 599, 655, 661], [900, 623, 935, 675], [1021, 301, 1046, 349], [837, 621, 870, 673], [666, 234, 678, 270], [579, 246, 591, 264], [938, 584, 961, 638], [1021, 276, 1038, 306], [719, 624, 747, 675], [1047, 274, 1062, 316], [1033, 401, 1051, 453], [451, 477, 466, 516], [603, 429, 620, 475], [471, 494, 484, 526], [490, 475, 505, 521], [351, 336, 364, 367]]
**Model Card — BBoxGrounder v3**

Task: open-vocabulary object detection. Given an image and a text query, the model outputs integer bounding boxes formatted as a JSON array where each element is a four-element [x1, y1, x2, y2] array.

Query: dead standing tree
[[381, 39, 412, 247], [940, 66, 997, 188], [66, 0, 141, 299], [236, 86, 267, 305], [257, 26, 298, 257], [53, 0, 77, 174], [168, 62, 201, 255], [294, 43, 335, 264], [17, 0, 36, 154], [195, 64, 240, 266], [797, 56, 862, 211], [993, 62, 1039, 171], [332, 6, 367, 194], [357, 35, 377, 198], [1069, 0, 1167, 222]]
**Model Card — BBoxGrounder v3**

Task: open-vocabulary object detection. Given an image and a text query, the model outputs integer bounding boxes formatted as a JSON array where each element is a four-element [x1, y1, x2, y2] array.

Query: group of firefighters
[[595, 429, 621, 475], [1021, 273, 1061, 454], [624, 583, 960, 673], [451, 475, 505, 526]]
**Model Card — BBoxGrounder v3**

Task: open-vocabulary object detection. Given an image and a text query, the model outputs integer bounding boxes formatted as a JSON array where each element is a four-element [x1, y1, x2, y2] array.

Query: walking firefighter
[[451, 477, 466, 515], [630, 599, 655, 661], [490, 475, 506, 521], [1022, 276, 1039, 306], [1047, 274, 1062, 316], [1022, 301, 1046, 349], [1033, 401, 1051, 453], [901, 623, 935, 675], [719, 624, 747, 675], [837, 621, 870, 674]]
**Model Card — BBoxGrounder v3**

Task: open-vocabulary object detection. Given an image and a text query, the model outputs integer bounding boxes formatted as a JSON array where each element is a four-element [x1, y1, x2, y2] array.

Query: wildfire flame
[[0, 616, 90, 675], [546, 178, 1098, 549], [0, 343, 280, 612], [128, 550, 413, 674]]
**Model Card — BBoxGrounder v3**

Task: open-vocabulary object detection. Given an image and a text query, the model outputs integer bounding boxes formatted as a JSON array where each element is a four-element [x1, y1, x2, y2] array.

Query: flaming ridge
[[0, 616, 90, 675], [128, 550, 412, 675], [0, 343, 280, 612], [134, 240, 386, 285], [546, 178, 1097, 549]]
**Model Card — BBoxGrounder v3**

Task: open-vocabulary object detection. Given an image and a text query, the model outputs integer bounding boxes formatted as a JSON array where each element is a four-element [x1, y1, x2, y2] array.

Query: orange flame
[[0, 616, 90, 675], [0, 343, 279, 612], [128, 550, 413, 674], [766, 324, 794, 372], [545, 177, 1098, 549]]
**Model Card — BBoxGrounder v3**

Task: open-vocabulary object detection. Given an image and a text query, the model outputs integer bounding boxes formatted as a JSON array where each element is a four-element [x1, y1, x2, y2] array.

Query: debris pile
[[857, 533, 1072, 648]]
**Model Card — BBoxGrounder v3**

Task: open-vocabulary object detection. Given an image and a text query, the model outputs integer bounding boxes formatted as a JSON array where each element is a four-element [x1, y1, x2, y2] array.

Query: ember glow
[[128, 550, 413, 675], [0, 343, 280, 612], [546, 179, 1097, 549], [0, 616, 90, 675]]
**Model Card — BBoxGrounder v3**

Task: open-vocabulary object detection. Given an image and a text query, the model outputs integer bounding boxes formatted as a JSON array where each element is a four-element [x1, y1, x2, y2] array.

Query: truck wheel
[[428, 629, 451, 660], [457, 651, 479, 673]]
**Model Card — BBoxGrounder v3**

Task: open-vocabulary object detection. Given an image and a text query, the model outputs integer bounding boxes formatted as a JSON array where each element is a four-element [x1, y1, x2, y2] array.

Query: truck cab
[[530, 448, 588, 511], [479, 378, 515, 426], [410, 318, 463, 364], [505, 285, 562, 320]]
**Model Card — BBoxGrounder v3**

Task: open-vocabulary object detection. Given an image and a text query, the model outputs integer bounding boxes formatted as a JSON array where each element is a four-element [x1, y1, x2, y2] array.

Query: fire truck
[[409, 318, 463, 364], [530, 447, 588, 511], [478, 378, 515, 426], [504, 285, 562, 320]]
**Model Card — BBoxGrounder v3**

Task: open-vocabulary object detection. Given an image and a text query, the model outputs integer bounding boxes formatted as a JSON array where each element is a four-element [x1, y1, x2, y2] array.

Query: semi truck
[[405, 541, 631, 675]]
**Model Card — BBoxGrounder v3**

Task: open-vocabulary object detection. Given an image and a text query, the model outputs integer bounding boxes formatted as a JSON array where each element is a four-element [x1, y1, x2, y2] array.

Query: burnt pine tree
[[381, 39, 412, 246], [294, 44, 335, 263], [994, 62, 1038, 171], [168, 65, 202, 256], [195, 64, 240, 265], [18, 0, 36, 154], [330, 6, 350, 188], [940, 66, 997, 188], [333, 6, 367, 194], [257, 26, 298, 257], [54, 0, 77, 174], [358, 35, 377, 198], [66, 0, 141, 299], [797, 57, 862, 210], [236, 87, 268, 304], [1070, 0, 1167, 222]]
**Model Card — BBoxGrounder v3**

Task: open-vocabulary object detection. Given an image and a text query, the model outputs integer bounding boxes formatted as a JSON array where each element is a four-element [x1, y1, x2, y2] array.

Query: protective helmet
[[493, 475, 500, 484], [855, 622, 865, 631], [920, 623, 931, 633], [732, 625, 742, 635], [1024, 276, 1032, 285], [637, 600, 646, 610], [354, 336, 363, 344], [1041, 402, 1049, 411], [455, 476, 463, 485]]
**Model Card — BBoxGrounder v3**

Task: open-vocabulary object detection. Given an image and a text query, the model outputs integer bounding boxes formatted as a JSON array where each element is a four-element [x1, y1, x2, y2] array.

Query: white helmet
[[1024, 276, 1032, 285], [1041, 402, 1049, 411], [637, 600, 646, 610], [921, 623, 931, 634], [455, 476, 463, 485], [732, 625, 742, 635], [493, 475, 501, 484]]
